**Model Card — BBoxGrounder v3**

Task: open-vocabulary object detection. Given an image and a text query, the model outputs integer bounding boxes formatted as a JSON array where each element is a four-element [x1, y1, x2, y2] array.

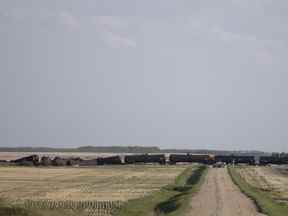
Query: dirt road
[[187, 167, 266, 216]]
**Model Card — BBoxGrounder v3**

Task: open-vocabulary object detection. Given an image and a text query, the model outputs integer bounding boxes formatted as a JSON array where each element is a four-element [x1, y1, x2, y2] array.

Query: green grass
[[114, 165, 207, 216], [228, 166, 288, 216]]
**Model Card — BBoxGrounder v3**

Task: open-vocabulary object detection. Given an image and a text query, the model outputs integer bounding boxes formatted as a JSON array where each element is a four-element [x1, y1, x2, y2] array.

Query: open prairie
[[0, 165, 188, 216], [236, 166, 288, 203], [0, 165, 186, 202]]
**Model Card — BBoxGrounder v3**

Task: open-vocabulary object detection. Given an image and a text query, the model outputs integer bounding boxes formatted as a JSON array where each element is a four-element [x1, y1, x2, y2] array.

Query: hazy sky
[[1, 0, 288, 152]]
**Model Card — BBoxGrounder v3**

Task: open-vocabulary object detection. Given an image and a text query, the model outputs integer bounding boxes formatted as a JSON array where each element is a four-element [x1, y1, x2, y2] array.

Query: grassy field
[[0, 165, 187, 216], [116, 165, 207, 216], [236, 166, 288, 203], [228, 166, 288, 216]]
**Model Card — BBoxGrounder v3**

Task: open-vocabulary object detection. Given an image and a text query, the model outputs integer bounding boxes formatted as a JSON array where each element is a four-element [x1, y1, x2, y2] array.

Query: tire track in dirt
[[187, 167, 266, 216]]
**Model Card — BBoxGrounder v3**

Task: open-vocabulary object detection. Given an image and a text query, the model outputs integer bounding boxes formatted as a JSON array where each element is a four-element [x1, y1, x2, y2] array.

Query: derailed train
[[3, 153, 288, 166], [125, 154, 166, 165], [258, 156, 288, 165]]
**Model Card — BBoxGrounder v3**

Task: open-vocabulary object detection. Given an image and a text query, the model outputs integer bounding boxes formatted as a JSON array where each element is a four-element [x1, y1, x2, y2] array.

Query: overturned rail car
[[79, 159, 98, 166], [97, 156, 122, 165], [66, 157, 83, 166], [12, 155, 40, 166], [40, 156, 53, 166], [169, 154, 214, 164], [52, 157, 68, 166], [259, 156, 288, 165], [215, 155, 255, 165], [124, 154, 166, 165]]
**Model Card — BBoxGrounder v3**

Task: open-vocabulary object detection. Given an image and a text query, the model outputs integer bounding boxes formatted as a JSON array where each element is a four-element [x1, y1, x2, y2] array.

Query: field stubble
[[0, 164, 187, 216], [236, 166, 288, 203]]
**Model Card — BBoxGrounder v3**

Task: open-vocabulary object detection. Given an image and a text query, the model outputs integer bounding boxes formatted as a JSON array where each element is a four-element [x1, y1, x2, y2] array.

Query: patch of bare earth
[[187, 167, 266, 216]]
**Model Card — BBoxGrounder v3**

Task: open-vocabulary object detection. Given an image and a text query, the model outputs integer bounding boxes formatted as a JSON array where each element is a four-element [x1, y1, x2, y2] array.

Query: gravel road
[[187, 167, 266, 216]]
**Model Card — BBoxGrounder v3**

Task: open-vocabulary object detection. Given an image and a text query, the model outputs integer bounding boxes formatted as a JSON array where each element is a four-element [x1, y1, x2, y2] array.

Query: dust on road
[[187, 167, 266, 216]]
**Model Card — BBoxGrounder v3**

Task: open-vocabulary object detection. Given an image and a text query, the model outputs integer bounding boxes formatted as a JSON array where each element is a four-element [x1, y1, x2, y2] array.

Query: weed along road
[[187, 167, 266, 216]]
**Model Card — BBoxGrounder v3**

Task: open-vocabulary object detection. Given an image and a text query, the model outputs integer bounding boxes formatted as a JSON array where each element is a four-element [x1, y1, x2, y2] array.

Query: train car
[[214, 155, 233, 164], [66, 157, 83, 166], [79, 159, 98, 166], [52, 157, 68, 166], [12, 155, 40, 166], [124, 154, 166, 165], [0, 160, 10, 165], [215, 155, 255, 165], [281, 157, 288, 164], [97, 156, 122, 165], [146, 154, 166, 164], [169, 154, 214, 164], [190, 154, 215, 164], [259, 156, 288, 165], [40, 156, 53, 166], [234, 156, 255, 165]]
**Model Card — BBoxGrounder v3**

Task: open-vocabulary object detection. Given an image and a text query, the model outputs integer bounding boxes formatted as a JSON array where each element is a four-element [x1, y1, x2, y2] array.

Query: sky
[[1, 0, 288, 152]]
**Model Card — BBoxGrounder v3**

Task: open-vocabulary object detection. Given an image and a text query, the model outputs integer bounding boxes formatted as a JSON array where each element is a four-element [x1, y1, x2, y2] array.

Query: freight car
[[124, 154, 166, 165], [0, 160, 9, 165], [169, 154, 214, 165], [215, 155, 255, 165], [234, 156, 255, 165], [97, 156, 122, 165], [52, 157, 68, 166], [259, 156, 288, 165], [12, 155, 40, 166], [40, 156, 53, 166], [66, 157, 83, 166], [214, 155, 233, 164], [79, 159, 98, 166]]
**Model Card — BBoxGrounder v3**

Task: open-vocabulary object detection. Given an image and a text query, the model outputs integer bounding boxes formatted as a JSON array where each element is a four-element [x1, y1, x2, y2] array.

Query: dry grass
[[236, 166, 288, 203], [0, 165, 186, 203]]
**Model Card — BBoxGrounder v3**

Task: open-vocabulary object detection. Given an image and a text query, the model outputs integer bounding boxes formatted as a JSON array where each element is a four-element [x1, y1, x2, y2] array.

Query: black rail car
[[97, 156, 122, 165], [12, 155, 40, 166], [52, 157, 68, 166], [234, 156, 255, 165], [259, 156, 288, 165], [124, 154, 166, 165], [214, 155, 233, 164], [0, 160, 9, 165], [169, 154, 214, 164], [79, 159, 98, 166], [215, 155, 233, 164], [215, 155, 255, 165], [40, 156, 53, 166], [66, 157, 83, 166]]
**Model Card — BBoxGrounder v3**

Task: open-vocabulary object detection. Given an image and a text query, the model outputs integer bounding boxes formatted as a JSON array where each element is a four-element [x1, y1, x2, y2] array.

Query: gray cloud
[[1, 1, 288, 152], [58, 11, 80, 30], [210, 27, 257, 42], [93, 16, 137, 48]]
